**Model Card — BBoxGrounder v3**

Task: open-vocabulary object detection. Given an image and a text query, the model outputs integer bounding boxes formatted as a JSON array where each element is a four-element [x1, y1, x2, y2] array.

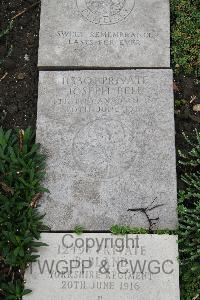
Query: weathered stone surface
[[38, 0, 170, 68], [24, 233, 180, 300], [36, 69, 177, 230]]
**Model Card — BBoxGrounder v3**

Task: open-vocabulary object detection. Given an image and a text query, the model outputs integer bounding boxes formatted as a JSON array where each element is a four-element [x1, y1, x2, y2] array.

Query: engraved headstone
[[38, 0, 170, 68], [24, 233, 180, 300], [36, 69, 177, 230]]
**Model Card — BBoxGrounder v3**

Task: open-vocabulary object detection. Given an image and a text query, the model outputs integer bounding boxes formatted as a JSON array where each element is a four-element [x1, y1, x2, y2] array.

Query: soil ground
[[0, 0, 40, 130], [0, 0, 200, 186]]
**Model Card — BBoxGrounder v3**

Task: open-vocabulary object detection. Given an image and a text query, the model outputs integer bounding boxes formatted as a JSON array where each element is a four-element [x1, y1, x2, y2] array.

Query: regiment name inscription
[[24, 234, 180, 300]]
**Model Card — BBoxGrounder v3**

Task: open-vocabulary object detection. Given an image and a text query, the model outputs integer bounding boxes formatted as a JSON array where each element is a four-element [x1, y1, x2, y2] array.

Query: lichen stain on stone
[[43, 195, 74, 228], [72, 179, 101, 204]]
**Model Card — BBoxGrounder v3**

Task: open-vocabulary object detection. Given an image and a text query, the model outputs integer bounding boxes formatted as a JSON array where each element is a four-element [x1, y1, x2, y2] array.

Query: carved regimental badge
[[72, 118, 137, 179], [76, 0, 135, 25]]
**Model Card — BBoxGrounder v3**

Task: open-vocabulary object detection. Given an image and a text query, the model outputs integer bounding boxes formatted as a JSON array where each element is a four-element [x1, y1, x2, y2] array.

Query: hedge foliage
[[178, 130, 200, 299], [171, 0, 200, 75]]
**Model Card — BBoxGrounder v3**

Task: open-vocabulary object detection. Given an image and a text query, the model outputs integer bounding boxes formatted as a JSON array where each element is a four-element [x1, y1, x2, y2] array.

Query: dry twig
[[11, 1, 40, 20], [30, 192, 42, 208], [19, 129, 24, 152], [0, 182, 14, 195], [128, 198, 164, 231], [0, 72, 8, 82]]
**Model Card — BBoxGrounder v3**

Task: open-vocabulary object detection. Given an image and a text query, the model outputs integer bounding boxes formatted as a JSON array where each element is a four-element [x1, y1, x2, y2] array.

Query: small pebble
[[24, 54, 30, 61], [193, 104, 200, 112], [16, 72, 25, 80]]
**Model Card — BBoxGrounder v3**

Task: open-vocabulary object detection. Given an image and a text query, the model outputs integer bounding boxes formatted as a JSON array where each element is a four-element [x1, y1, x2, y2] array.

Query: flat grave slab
[[24, 233, 180, 300], [38, 0, 170, 68], [36, 69, 177, 230]]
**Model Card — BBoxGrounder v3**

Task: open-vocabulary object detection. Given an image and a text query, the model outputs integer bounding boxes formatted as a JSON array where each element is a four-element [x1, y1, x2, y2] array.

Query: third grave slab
[[24, 233, 180, 300]]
